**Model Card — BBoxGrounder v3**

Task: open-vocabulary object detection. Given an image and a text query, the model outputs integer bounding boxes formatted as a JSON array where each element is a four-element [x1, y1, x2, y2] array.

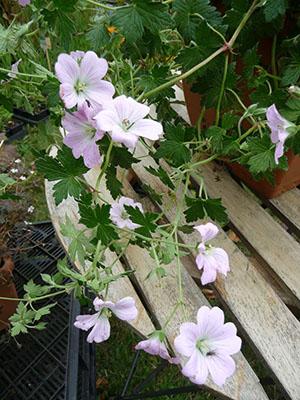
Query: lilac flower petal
[[64, 133, 88, 159], [211, 323, 242, 355], [210, 247, 230, 275], [87, 316, 111, 343], [199, 307, 225, 338], [93, 298, 115, 312], [59, 83, 78, 109], [207, 353, 236, 386], [111, 126, 138, 149], [174, 322, 199, 357], [70, 50, 85, 61], [114, 95, 149, 123], [194, 223, 219, 243], [201, 263, 217, 285], [55, 54, 80, 84], [74, 313, 98, 331], [130, 119, 163, 141], [8, 59, 21, 78], [85, 81, 115, 107], [112, 297, 138, 321], [195, 253, 205, 271], [19, 0, 30, 6], [82, 141, 102, 168], [95, 109, 119, 132], [80, 51, 108, 80], [182, 350, 208, 384], [275, 141, 284, 165]]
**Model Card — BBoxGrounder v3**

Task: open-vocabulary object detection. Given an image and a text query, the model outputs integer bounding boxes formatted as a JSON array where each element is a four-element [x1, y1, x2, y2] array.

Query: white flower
[[27, 206, 35, 213]]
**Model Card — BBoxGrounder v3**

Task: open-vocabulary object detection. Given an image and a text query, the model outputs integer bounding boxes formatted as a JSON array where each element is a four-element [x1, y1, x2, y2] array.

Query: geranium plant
[[1, 0, 299, 388]]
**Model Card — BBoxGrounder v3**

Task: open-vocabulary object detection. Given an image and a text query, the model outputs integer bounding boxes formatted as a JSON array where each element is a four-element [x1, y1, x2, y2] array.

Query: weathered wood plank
[[171, 85, 300, 304], [84, 170, 269, 400], [45, 178, 154, 337], [197, 163, 300, 303], [131, 143, 300, 399], [268, 189, 300, 236]]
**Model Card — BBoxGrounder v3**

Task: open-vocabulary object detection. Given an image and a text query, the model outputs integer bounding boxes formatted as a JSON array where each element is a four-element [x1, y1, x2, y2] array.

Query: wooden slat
[[131, 143, 300, 399], [268, 189, 300, 236], [45, 178, 154, 337], [171, 85, 300, 304], [84, 169, 269, 400], [197, 163, 300, 304]]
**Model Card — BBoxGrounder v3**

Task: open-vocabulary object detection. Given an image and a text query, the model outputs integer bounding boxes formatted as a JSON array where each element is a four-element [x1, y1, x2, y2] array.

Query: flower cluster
[[56, 51, 163, 169], [56, 50, 238, 388]]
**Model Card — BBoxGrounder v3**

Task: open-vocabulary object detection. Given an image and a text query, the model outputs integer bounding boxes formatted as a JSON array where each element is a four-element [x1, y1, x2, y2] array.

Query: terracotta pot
[[0, 255, 18, 331], [183, 80, 300, 198], [225, 150, 300, 199]]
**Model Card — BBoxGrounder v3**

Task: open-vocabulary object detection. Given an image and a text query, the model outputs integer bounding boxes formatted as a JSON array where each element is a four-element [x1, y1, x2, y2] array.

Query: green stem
[[215, 54, 229, 126], [122, 229, 196, 250], [95, 139, 114, 191], [271, 35, 278, 89], [85, 0, 129, 10], [236, 124, 259, 143], [137, 0, 258, 101], [137, 46, 225, 101], [0, 67, 45, 79], [0, 289, 67, 303], [227, 0, 258, 48]]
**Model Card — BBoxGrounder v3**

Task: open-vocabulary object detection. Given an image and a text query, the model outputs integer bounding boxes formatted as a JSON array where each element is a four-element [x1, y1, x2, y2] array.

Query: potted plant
[[181, 1, 300, 198]]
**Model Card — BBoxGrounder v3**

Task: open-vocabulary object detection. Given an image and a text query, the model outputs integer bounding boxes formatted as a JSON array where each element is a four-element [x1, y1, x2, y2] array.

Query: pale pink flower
[[174, 306, 241, 387], [70, 51, 85, 61], [18, 0, 30, 6], [55, 51, 115, 109], [266, 104, 292, 164], [62, 103, 104, 169], [74, 297, 138, 343], [194, 223, 229, 285], [8, 59, 21, 78], [110, 196, 143, 230], [136, 331, 179, 364], [95, 95, 163, 150]]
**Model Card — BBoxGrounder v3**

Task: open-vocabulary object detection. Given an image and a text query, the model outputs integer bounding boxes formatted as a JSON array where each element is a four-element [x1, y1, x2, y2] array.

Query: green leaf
[[11, 323, 28, 336], [60, 216, 94, 265], [0, 174, 15, 193], [92, 204, 119, 245], [184, 197, 228, 225], [155, 124, 192, 167], [245, 135, 286, 174], [57, 259, 86, 282], [263, 0, 287, 22], [173, 0, 223, 41], [112, 0, 172, 43], [106, 165, 122, 199], [34, 304, 56, 322], [145, 165, 175, 190], [112, 6, 144, 43], [36, 145, 88, 205], [282, 63, 300, 86], [125, 206, 158, 238], [23, 280, 50, 298], [141, 183, 163, 205], [88, 17, 111, 50]]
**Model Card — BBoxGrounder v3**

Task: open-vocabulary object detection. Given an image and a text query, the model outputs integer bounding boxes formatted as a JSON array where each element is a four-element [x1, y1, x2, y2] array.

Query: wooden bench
[[45, 88, 300, 400]]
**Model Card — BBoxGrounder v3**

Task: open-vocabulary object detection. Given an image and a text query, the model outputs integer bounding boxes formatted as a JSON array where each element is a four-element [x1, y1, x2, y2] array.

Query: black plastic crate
[[0, 222, 96, 400]]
